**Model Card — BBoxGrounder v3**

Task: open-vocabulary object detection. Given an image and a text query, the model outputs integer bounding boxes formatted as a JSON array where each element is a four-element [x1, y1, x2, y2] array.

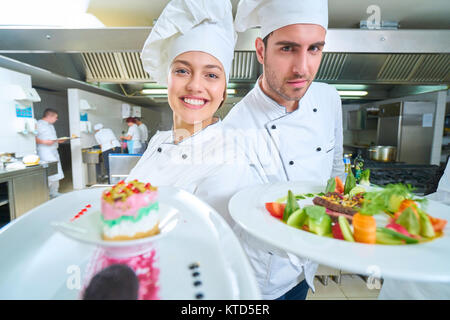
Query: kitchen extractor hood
[[0, 28, 448, 102]]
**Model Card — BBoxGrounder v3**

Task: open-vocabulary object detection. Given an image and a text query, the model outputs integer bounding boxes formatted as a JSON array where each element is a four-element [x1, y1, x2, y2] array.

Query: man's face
[[256, 24, 326, 105], [46, 113, 58, 124]]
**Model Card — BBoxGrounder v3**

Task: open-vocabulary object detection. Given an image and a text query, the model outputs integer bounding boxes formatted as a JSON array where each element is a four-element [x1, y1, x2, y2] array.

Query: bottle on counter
[[354, 151, 365, 180], [343, 153, 352, 180]]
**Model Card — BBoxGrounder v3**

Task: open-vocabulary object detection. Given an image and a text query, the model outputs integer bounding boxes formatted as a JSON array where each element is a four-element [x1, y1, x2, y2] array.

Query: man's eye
[[281, 46, 292, 52], [310, 46, 321, 52], [207, 73, 218, 79]]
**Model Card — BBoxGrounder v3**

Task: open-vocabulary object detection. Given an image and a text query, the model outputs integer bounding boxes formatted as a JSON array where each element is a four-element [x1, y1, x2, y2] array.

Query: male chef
[[135, 117, 149, 152], [36, 108, 65, 198], [93, 123, 121, 183], [223, 0, 344, 300]]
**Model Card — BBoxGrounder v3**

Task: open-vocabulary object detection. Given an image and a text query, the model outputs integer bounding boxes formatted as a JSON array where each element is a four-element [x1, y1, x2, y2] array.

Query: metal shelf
[[0, 197, 9, 207]]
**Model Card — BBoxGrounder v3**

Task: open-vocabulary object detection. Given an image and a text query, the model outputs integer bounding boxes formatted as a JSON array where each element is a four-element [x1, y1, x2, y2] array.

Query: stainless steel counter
[[0, 161, 58, 223]]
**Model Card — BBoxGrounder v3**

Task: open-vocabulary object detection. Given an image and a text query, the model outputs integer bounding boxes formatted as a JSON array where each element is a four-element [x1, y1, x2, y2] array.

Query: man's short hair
[[262, 32, 273, 50], [43, 108, 58, 118], [134, 117, 141, 122]]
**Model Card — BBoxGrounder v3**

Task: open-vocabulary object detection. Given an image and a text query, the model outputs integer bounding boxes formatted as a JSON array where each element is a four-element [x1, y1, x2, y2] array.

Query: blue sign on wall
[[15, 104, 33, 118], [80, 112, 88, 121]]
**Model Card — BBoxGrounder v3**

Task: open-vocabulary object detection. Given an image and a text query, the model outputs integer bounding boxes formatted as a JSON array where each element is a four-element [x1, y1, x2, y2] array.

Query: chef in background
[[223, 0, 344, 300], [120, 117, 143, 154], [135, 117, 149, 151], [93, 123, 121, 182], [379, 157, 450, 300], [35, 108, 65, 198]]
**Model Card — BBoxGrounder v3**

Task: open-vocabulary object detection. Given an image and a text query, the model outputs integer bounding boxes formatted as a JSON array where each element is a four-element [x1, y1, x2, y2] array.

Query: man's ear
[[255, 37, 265, 65]]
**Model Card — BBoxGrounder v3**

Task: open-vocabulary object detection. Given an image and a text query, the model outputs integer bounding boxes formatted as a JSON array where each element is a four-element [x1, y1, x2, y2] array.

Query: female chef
[[120, 117, 143, 154], [126, 0, 265, 226]]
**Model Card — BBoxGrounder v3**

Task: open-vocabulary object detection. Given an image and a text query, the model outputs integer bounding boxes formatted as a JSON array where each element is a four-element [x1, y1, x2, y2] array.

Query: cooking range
[[363, 160, 442, 195]]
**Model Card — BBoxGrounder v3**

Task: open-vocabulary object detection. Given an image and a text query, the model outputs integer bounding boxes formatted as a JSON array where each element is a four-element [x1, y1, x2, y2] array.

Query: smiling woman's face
[[168, 51, 226, 125]]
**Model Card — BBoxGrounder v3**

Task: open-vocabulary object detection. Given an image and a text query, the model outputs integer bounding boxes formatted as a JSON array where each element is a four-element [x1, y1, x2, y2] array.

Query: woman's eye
[[207, 73, 219, 79], [174, 68, 188, 75]]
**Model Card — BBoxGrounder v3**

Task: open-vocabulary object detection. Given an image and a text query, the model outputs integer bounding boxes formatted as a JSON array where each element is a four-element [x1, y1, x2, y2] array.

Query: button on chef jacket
[[94, 128, 121, 152], [36, 119, 64, 181], [126, 120, 265, 227], [223, 80, 345, 299]]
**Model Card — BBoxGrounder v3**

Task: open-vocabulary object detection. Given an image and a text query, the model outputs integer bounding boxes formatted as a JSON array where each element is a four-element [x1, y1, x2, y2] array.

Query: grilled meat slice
[[312, 196, 357, 216]]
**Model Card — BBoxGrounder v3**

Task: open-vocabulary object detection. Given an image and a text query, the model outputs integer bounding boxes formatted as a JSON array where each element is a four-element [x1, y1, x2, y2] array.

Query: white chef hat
[[235, 0, 328, 39], [141, 0, 236, 86], [94, 123, 103, 131]]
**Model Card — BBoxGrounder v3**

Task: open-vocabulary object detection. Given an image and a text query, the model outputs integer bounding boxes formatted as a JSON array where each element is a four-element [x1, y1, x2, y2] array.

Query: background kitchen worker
[[378, 157, 450, 300], [120, 117, 143, 154], [127, 0, 265, 227], [135, 117, 149, 152], [94, 123, 121, 183], [223, 0, 344, 300], [35, 108, 65, 198]]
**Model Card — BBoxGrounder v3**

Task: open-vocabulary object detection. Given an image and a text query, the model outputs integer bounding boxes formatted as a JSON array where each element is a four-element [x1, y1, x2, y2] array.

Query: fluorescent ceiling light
[[337, 90, 368, 96], [141, 88, 236, 95], [141, 89, 167, 95]]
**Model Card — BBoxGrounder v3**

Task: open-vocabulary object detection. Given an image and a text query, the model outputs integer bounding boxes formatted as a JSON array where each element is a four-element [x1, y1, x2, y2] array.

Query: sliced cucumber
[[287, 209, 307, 229], [338, 216, 355, 242]]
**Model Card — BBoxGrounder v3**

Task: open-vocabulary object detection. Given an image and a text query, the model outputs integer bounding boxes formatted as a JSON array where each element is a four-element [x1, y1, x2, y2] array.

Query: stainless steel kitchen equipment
[[347, 109, 378, 131], [108, 154, 141, 184], [377, 101, 435, 164], [82, 149, 102, 186], [368, 145, 397, 162]]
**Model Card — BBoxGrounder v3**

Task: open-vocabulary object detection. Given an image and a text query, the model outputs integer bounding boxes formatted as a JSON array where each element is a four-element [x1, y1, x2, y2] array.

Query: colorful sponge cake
[[101, 180, 160, 241]]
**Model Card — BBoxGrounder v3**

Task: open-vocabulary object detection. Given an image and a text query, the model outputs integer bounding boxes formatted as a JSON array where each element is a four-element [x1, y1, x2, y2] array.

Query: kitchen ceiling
[[0, 0, 449, 108], [87, 0, 450, 29]]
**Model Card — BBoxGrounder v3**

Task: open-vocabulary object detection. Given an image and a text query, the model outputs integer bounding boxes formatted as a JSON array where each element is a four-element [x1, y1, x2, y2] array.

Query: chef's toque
[[94, 123, 103, 131], [141, 0, 236, 86], [235, 0, 328, 39]]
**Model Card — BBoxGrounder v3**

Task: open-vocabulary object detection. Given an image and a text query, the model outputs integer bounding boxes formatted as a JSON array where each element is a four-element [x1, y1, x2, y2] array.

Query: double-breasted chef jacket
[[36, 119, 64, 182], [222, 79, 345, 299], [126, 120, 265, 227]]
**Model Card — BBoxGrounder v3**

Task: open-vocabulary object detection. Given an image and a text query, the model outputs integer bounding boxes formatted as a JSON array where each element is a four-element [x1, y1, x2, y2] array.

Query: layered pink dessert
[[101, 180, 160, 241]]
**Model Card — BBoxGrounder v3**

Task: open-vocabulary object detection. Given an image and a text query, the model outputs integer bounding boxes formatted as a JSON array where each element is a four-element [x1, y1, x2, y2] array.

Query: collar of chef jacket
[[149, 119, 236, 166]]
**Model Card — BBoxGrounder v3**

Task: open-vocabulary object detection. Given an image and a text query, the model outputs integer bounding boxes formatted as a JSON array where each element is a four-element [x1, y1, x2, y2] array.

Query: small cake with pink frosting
[[101, 180, 160, 241]]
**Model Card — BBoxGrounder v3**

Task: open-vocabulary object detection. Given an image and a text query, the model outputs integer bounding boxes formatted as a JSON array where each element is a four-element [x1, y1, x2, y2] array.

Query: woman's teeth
[[183, 98, 205, 106]]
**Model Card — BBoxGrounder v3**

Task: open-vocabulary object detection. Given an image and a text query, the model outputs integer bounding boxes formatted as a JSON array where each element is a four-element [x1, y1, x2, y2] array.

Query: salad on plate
[[264, 169, 447, 245]]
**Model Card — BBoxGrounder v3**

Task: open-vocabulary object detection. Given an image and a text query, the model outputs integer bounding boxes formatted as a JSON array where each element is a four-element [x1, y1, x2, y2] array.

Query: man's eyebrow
[[274, 41, 326, 47], [204, 64, 223, 71]]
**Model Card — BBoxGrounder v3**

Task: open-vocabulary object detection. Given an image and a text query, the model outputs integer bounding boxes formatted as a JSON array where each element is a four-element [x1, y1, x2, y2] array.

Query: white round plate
[[229, 181, 450, 283], [52, 202, 179, 256]]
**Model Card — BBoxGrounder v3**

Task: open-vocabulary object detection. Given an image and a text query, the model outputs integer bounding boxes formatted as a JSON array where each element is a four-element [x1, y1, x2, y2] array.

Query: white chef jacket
[[36, 119, 64, 182], [126, 124, 142, 153], [138, 123, 149, 144], [94, 128, 121, 152], [378, 160, 450, 300], [222, 80, 344, 299], [126, 120, 265, 227]]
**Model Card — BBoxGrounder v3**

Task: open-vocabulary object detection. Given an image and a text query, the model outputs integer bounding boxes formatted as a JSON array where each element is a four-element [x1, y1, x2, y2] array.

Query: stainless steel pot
[[368, 146, 397, 162]]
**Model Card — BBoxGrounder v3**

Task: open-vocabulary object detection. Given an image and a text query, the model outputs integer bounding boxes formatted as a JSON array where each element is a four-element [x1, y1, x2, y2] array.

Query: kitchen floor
[[307, 274, 381, 300]]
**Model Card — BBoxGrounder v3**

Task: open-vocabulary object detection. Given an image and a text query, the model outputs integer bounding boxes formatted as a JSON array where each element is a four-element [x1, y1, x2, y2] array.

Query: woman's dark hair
[[125, 117, 136, 124]]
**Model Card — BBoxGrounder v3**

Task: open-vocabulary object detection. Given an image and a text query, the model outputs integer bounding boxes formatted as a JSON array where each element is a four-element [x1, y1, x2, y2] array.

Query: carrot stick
[[353, 213, 376, 244], [394, 199, 419, 220]]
